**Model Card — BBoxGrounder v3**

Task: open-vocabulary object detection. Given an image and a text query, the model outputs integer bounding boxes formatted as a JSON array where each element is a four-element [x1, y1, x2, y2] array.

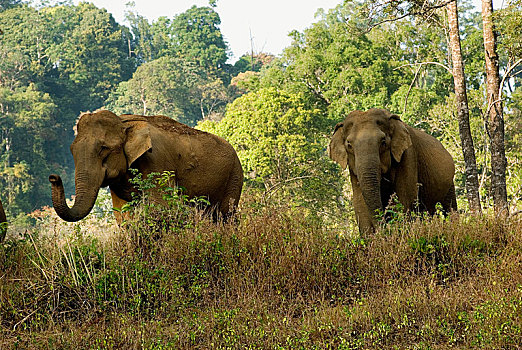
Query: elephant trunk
[[49, 171, 101, 222], [356, 157, 383, 219]]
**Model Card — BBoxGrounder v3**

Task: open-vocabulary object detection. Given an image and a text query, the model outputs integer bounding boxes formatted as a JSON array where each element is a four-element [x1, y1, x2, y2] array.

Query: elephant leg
[[442, 183, 458, 213], [351, 176, 375, 234], [219, 166, 244, 222], [392, 153, 418, 212], [110, 189, 128, 224]]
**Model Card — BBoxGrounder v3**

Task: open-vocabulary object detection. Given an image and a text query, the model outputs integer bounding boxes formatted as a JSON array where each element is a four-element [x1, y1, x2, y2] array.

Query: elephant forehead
[[77, 110, 123, 132], [346, 116, 387, 132], [73, 118, 125, 147], [347, 110, 388, 122], [344, 114, 389, 133]]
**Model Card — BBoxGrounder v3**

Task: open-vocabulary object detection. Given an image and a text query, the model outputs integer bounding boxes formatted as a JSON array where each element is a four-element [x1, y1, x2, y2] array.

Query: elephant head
[[49, 110, 152, 222], [328, 108, 412, 218]]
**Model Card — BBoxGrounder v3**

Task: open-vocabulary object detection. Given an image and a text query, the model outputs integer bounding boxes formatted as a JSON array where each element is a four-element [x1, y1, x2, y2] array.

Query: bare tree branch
[[263, 176, 317, 202], [483, 58, 522, 122], [394, 61, 453, 75], [498, 58, 522, 98], [360, 0, 455, 32], [403, 64, 422, 115]]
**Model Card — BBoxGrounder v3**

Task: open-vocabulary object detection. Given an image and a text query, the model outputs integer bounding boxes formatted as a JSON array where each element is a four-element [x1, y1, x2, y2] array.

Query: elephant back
[[123, 114, 207, 137]]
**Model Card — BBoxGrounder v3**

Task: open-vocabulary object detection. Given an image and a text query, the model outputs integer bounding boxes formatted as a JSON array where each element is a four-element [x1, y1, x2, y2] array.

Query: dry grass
[[0, 192, 521, 349]]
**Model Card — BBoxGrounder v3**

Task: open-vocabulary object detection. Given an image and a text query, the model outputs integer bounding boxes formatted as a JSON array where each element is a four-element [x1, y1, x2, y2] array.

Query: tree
[[169, 6, 229, 72], [280, 12, 404, 120], [447, 0, 481, 212], [482, 0, 508, 213], [0, 84, 60, 212], [123, 5, 230, 78], [231, 52, 275, 76], [0, 0, 21, 12], [125, 4, 156, 63], [106, 56, 230, 125], [198, 88, 344, 217], [46, 3, 134, 111], [0, 2, 135, 214]]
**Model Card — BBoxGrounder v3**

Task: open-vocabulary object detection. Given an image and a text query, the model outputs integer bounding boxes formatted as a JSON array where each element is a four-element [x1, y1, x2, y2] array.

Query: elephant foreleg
[[392, 149, 418, 212], [110, 189, 128, 224]]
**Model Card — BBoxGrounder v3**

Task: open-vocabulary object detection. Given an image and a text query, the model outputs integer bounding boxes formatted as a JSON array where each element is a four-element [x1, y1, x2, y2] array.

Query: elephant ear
[[328, 122, 348, 170], [389, 115, 412, 163], [123, 120, 152, 166]]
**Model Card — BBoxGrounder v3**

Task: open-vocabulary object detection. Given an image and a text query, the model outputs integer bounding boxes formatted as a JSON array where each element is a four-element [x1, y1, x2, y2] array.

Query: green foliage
[[0, 83, 59, 212], [496, 0, 522, 61], [199, 87, 344, 218], [124, 5, 228, 72], [275, 5, 405, 119], [168, 6, 228, 71], [0, 2, 133, 215], [231, 52, 275, 75], [120, 169, 209, 236], [125, 2, 157, 63], [253, 3, 455, 124], [106, 56, 230, 125], [0, 0, 22, 11], [43, 2, 134, 110]]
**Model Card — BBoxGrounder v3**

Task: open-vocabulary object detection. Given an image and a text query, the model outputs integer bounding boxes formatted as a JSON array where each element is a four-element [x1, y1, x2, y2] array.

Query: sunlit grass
[[1, 189, 521, 349]]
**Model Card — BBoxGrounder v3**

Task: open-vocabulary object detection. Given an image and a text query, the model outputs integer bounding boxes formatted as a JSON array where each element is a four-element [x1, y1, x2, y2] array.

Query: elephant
[[328, 108, 457, 233], [0, 199, 6, 242], [49, 110, 244, 222]]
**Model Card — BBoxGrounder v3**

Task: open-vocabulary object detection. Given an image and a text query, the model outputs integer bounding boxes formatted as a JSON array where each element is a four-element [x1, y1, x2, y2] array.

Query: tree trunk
[[447, 0, 482, 213], [481, 0, 508, 214]]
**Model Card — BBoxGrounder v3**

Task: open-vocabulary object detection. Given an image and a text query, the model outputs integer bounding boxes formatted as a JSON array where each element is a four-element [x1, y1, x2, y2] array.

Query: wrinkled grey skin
[[0, 199, 6, 242], [329, 108, 457, 233], [50, 110, 243, 222]]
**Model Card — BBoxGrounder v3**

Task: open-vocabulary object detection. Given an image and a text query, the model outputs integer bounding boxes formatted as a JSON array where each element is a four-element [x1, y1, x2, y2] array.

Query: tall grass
[[1, 189, 521, 349]]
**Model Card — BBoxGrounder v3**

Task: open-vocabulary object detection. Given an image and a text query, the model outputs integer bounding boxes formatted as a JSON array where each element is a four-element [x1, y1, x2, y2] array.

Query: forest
[[0, 0, 522, 348], [0, 0, 521, 220]]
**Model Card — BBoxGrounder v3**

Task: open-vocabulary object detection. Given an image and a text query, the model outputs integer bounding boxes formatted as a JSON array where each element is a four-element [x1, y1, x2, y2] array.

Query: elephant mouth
[[101, 178, 112, 188]]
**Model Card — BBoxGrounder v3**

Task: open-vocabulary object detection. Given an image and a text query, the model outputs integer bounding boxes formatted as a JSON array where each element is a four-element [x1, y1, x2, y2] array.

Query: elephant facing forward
[[50, 110, 243, 222], [329, 108, 457, 233]]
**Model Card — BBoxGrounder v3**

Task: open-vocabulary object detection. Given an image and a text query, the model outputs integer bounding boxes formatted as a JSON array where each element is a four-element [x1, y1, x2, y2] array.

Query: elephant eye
[[380, 139, 387, 148], [346, 141, 353, 150], [99, 145, 110, 157]]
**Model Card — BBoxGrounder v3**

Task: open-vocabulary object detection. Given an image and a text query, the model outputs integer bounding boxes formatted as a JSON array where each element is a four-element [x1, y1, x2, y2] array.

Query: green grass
[[1, 191, 521, 349]]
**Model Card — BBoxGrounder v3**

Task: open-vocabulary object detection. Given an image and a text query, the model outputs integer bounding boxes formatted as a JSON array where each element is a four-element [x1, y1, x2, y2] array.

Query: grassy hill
[[1, 191, 521, 349]]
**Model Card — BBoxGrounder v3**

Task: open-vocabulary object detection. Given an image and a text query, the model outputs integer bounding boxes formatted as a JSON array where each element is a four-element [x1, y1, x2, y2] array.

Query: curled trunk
[[49, 173, 100, 222]]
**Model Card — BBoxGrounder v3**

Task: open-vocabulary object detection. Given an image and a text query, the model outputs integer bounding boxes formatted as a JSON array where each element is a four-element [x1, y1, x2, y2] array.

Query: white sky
[[71, 0, 499, 63], [72, 0, 341, 63]]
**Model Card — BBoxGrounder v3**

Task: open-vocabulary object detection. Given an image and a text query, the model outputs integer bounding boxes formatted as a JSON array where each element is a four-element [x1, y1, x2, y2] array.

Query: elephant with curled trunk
[[329, 108, 457, 234], [49, 110, 244, 222]]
